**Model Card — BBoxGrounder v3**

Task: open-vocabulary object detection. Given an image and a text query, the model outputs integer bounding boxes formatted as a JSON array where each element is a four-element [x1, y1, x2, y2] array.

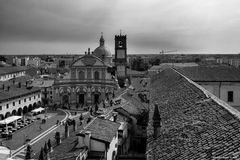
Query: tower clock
[[115, 34, 127, 78]]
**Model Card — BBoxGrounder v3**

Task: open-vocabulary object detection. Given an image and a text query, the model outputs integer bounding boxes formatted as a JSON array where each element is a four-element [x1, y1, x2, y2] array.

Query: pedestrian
[[39, 125, 42, 131]]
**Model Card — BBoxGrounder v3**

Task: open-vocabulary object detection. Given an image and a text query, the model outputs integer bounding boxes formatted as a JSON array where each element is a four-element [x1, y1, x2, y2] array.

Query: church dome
[[93, 34, 112, 60]]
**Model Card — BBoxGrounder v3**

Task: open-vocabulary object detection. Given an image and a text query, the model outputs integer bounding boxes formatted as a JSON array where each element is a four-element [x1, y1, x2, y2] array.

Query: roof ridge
[[172, 67, 240, 122]]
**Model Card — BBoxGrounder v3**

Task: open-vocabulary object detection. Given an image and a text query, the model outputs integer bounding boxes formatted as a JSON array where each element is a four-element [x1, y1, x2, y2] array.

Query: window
[[6, 104, 9, 109], [94, 71, 100, 80], [13, 102, 15, 106], [38, 94, 40, 98], [24, 99, 26, 102], [19, 100, 21, 104], [79, 71, 85, 80], [50, 91, 53, 95], [228, 91, 234, 102], [29, 97, 31, 101], [50, 96, 53, 99], [34, 96, 36, 99], [0, 106, 2, 110]]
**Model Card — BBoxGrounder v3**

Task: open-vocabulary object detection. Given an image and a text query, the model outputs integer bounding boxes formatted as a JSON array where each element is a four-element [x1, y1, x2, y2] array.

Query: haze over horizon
[[1, 0, 240, 55]]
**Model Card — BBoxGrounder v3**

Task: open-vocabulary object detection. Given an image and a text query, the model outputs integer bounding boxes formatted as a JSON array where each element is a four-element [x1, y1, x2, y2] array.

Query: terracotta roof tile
[[147, 68, 240, 159], [82, 118, 120, 143]]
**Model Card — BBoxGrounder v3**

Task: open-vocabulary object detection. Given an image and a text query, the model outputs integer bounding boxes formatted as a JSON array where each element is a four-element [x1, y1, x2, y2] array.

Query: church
[[52, 34, 122, 107]]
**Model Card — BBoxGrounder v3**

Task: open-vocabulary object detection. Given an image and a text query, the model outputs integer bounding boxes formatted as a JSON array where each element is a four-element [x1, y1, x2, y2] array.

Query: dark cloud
[[0, 0, 240, 54]]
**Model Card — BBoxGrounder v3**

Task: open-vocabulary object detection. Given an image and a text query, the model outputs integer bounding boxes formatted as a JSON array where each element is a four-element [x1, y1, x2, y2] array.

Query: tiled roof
[[0, 84, 40, 102], [176, 65, 240, 82], [147, 68, 240, 160], [0, 66, 28, 75], [81, 117, 120, 143], [50, 130, 86, 160]]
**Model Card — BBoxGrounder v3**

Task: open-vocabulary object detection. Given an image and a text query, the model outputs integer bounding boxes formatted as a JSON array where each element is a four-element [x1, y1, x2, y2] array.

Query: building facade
[[0, 66, 27, 81], [176, 65, 240, 107], [53, 35, 117, 107]]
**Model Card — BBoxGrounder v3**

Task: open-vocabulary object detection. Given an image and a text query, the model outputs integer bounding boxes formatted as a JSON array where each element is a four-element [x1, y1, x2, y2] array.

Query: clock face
[[117, 50, 125, 59], [118, 41, 123, 48]]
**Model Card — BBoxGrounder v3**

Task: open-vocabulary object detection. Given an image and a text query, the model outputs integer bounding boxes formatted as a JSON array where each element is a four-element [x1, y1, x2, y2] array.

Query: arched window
[[79, 71, 85, 80], [94, 71, 100, 80]]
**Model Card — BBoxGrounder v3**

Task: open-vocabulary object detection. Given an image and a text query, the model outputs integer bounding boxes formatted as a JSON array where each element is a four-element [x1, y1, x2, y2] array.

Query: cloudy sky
[[1, 0, 240, 54]]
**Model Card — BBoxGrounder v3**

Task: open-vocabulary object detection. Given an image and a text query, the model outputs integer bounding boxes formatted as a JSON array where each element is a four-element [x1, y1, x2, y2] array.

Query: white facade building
[[0, 67, 26, 81], [177, 65, 240, 107]]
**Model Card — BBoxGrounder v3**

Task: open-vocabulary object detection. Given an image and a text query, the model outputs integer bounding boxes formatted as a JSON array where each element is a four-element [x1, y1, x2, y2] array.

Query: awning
[[31, 107, 45, 113], [0, 146, 11, 160], [0, 116, 22, 125]]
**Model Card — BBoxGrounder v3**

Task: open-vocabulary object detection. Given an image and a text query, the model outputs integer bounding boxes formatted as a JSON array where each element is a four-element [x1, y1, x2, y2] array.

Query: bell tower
[[115, 33, 127, 79]]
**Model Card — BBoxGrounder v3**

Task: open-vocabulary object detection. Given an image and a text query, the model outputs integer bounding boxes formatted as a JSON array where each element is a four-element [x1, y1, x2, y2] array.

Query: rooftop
[[147, 68, 240, 159], [0, 66, 28, 75], [78, 117, 120, 143], [148, 63, 199, 71], [0, 80, 41, 103], [176, 65, 240, 82]]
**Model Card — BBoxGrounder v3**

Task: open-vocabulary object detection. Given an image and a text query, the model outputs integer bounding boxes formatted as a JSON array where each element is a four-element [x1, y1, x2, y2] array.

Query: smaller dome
[[93, 33, 112, 59]]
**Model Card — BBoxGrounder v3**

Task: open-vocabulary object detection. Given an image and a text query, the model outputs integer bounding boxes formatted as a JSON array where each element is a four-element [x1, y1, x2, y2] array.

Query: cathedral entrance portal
[[79, 94, 85, 105], [94, 94, 99, 104]]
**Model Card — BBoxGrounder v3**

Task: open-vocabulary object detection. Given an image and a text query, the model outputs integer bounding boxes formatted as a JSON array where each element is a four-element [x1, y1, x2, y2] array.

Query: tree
[[47, 139, 52, 152], [25, 145, 32, 159], [0, 56, 6, 62], [38, 147, 45, 160], [44, 142, 48, 155]]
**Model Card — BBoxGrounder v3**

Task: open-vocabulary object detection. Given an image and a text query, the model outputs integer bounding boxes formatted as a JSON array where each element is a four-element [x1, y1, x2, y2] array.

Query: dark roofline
[[0, 89, 41, 103], [76, 132, 110, 144], [0, 69, 26, 76], [91, 137, 110, 144], [194, 80, 240, 83]]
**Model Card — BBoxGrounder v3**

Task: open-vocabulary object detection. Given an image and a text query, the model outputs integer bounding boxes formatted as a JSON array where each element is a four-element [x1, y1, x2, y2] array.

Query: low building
[[28, 57, 41, 68], [0, 66, 27, 81], [13, 57, 29, 66], [147, 68, 240, 159], [0, 80, 41, 120], [176, 65, 240, 107], [30, 79, 54, 106], [77, 117, 121, 160]]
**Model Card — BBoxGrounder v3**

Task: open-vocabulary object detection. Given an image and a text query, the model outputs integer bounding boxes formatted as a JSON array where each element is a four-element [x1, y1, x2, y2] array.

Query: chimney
[[84, 131, 91, 150], [153, 104, 161, 138], [113, 112, 118, 122]]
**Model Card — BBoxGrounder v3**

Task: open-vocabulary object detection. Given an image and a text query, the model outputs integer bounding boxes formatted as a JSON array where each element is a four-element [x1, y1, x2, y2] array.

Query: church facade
[[53, 35, 118, 107]]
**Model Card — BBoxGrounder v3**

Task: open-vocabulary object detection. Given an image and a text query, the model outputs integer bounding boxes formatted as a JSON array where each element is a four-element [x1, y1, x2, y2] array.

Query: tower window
[[228, 91, 233, 102]]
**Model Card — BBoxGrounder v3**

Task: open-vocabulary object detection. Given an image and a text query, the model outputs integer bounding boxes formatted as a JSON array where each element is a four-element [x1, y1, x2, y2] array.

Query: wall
[[0, 92, 41, 117], [220, 83, 240, 107], [0, 71, 25, 81], [90, 139, 105, 152], [197, 81, 240, 107], [107, 135, 118, 160]]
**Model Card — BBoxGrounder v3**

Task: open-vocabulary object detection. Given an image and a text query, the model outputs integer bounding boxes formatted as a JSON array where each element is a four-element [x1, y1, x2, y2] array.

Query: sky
[[1, 0, 240, 55]]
